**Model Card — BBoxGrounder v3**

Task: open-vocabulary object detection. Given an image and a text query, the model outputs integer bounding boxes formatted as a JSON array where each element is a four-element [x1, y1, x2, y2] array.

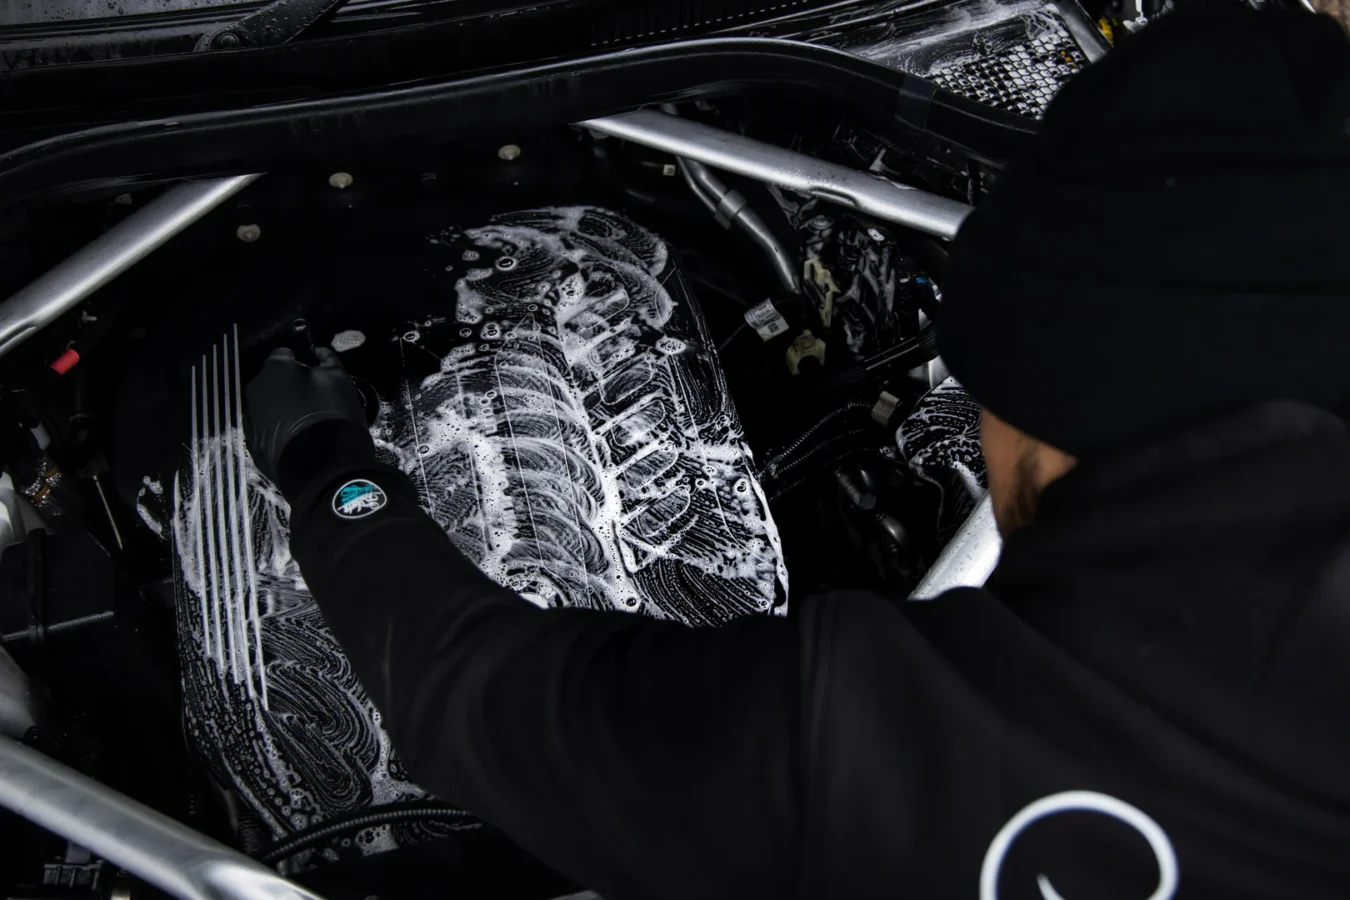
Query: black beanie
[[939, 5, 1350, 457]]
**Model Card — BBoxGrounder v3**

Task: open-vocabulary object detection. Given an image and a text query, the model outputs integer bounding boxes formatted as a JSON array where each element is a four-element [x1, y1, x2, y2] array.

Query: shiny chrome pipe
[[583, 110, 972, 240], [0, 647, 33, 740], [677, 158, 801, 294], [0, 738, 324, 900], [0, 174, 260, 359], [908, 493, 1003, 600]]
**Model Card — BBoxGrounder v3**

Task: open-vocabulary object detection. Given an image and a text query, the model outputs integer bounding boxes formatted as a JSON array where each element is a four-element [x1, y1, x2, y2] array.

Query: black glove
[[245, 346, 373, 496]]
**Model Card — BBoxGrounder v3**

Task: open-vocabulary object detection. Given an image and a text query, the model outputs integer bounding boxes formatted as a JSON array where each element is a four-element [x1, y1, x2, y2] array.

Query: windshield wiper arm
[[197, 0, 352, 50]]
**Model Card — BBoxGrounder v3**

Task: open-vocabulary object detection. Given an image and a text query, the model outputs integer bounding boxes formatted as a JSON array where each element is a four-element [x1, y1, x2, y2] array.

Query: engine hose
[[764, 399, 875, 474], [769, 448, 881, 502], [677, 157, 719, 214], [770, 429, 872, 483], [259, 803, 476, 864]]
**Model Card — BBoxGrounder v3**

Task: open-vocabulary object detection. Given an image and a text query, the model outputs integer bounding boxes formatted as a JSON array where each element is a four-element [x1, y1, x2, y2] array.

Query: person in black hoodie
[[245, 6, 1350, 898]]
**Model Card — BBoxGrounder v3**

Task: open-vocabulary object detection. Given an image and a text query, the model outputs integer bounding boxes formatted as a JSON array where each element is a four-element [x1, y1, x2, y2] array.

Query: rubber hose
[[260, 803, 475, 864], [771, 428, 872, 482], [765, 399, 874, 473]]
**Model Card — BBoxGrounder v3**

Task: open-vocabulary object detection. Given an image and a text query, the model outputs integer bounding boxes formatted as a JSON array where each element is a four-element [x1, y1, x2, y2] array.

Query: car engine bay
[[0, 107, 994, 898], [0, 0, 1168, 894]]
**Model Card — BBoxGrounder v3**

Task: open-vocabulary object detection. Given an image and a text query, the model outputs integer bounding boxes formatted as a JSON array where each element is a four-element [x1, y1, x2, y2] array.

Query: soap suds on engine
[[389, 207, 786, 619], [897, 377, 987, 541], [136, 476, 165, 537], [168, 206, 787, 862]]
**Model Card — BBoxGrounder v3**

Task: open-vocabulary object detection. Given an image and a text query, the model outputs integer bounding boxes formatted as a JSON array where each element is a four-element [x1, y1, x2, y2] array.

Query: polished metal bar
[[908, 493, 1003, 600], [0, 738, 325, 900], [0, 648, 33, 740], [0, 174, 261, 359], [677, 158, 800, 294], [582, 111, 972, 240]]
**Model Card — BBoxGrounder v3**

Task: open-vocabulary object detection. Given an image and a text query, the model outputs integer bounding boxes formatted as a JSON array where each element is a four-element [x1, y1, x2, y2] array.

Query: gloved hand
[[245, 346, 371, 494]]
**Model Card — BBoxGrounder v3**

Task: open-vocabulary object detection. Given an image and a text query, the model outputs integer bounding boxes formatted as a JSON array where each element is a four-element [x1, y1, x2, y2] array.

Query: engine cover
[[167, 207, 787, 862]]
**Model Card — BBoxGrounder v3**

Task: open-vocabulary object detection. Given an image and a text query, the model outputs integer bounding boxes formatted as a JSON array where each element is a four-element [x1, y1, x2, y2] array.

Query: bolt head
[[213, 32, 242, 49], [328, 171, 354, 190], [236, 224, 261, 243], [497, 144, 522, 162]]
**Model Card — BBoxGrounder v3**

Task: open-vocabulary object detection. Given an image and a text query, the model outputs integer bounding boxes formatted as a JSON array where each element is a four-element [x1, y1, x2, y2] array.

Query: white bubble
[[332, 329, 366, 352]]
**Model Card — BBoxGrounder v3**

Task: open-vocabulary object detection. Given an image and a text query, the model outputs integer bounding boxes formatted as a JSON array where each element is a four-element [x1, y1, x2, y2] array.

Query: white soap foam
[[170, 207, 788, 860]]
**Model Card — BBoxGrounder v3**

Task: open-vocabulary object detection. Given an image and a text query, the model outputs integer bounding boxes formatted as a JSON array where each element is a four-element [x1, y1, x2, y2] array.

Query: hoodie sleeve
[[281, 430, 803, 900]]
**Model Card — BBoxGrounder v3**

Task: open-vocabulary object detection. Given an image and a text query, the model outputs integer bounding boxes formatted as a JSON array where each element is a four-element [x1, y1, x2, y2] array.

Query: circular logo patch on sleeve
[[333, 479, 388, 519]]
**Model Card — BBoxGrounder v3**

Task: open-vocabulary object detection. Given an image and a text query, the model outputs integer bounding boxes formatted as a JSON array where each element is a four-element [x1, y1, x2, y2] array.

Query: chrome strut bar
[[0, 738, 325, 900], [582, 110, 973, 240], [0, 174, 260, 360]]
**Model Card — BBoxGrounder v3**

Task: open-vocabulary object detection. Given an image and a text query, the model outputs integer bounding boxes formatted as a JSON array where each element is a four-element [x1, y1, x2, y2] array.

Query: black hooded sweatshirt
[[285, 400, 1350, 898]]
